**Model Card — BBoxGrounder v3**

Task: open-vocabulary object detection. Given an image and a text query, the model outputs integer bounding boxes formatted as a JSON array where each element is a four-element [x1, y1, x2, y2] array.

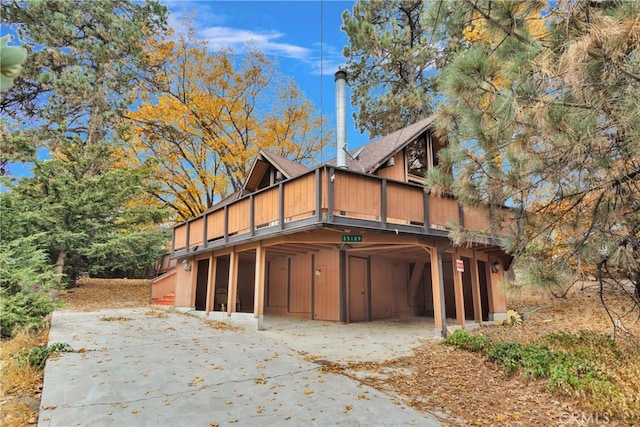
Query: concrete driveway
[[39, 308, 440, 426]]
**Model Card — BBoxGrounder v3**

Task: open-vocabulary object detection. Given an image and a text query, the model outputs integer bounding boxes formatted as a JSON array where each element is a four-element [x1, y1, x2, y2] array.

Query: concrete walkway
[[261, 315, 437, 363], [39, 308, 440, 427]]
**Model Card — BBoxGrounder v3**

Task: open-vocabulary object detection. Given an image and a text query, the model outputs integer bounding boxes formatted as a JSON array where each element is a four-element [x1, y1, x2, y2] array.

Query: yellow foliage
[[118, 27, 329, 220]]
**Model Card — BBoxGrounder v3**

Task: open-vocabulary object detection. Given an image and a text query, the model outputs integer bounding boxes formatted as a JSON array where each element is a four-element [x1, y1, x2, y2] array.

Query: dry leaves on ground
[[337, 283, 639, 426], [57, 278, 152, 311]]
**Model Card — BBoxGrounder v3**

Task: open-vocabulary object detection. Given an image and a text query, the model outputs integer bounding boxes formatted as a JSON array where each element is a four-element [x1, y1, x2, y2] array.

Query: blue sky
[[1, 1, 367, 178], [163, 0, 368, 161]]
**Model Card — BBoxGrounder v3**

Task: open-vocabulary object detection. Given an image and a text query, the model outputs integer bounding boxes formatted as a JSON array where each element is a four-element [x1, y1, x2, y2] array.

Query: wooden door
[[348, 256, 368, 322]]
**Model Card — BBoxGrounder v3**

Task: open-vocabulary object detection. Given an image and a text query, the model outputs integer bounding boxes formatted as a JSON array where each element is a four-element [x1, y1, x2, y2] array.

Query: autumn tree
[[123, 29, 330, 220], [342, 0, 444, 137], [425, 0, 639, 338], [1, 0, 169, 282]]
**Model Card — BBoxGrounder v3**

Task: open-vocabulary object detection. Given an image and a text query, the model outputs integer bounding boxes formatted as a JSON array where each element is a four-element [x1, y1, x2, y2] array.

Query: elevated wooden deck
[[171, 166, 513, 259]]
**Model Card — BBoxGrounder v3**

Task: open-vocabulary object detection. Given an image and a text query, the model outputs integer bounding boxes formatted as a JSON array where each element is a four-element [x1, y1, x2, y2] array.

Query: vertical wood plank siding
[[429, 195, 460, 229], [227, 198, 250, 235], [463, 205, 491, 232], [206, 210, 224, 241], [333, 171, 381, 220], [289, 254, 312, 313], [174, 224, 187, 251], [188, 219, 204, 248], [254, 186, 279, 227], [171, 166, 509, 258], [284, 173, 315, 220], [386, 182, 424, 225]]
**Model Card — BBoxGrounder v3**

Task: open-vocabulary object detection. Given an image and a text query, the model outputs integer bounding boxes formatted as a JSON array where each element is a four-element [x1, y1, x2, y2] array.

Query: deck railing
[[172, 166, 513, 257]]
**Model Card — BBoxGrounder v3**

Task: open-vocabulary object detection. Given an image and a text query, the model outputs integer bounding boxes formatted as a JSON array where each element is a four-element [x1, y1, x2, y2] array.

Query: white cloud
[[162, 0, 344, 76], [199, 27, 310, 60], [307, 41, 345, 76]]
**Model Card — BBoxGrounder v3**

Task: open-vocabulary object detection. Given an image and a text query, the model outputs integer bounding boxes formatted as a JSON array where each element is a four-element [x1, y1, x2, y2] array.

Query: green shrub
[[0, 290, 59, 338], [444, 329, 493, 352], [13, 342, 72, 370], [541, 330, 622, 360], [521, 345, 555, 379], [487, 341, 525, 375]]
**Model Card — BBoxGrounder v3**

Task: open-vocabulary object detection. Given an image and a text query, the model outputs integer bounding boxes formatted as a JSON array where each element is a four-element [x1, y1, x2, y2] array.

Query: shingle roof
[[259, 150, 311, 178], [328, 116, 436, 173]]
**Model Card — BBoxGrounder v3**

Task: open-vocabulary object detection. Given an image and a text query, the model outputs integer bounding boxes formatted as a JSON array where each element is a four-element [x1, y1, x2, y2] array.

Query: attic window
[[406, 134, 437, 181]]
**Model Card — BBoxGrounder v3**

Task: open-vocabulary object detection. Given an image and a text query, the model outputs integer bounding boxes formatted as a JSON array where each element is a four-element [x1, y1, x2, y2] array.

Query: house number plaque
[[341, 235, 363, 243]]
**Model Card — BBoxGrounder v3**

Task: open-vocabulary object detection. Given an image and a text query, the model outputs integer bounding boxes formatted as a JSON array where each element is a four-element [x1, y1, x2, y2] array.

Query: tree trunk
[[54, 249, 66, 279]]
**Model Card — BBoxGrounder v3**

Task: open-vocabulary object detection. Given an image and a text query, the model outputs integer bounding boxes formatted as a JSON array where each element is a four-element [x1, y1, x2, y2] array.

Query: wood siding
[[174, 264, 195, 307], [369, 256, 413, 320], [266, 256, 288, 308], [387, 181, 424, 225], [313, 250, 340, 321], [174, 224, 187, 251], [463, 206, 491, 233], [376, 151, 405, 181], [207, 210, 225, 241], [333, 171, 381, 221], [228, 198, 250, 236], [151, 270, 176, 299], [370, 256, 393, 319], [284, 173, 316, 221], [171, 166, 512, 260], [429, 195, 460, 230], [289, 254, 312, 314], [189, 220, 204, 248], [254, 186, 279, 227]]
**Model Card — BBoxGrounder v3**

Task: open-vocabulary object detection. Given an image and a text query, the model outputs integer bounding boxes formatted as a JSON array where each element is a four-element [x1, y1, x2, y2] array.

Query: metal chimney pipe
[[335, 70, 347, 169]]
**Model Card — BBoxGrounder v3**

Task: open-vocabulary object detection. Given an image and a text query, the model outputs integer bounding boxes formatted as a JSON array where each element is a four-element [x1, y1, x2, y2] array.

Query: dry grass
[[343, 281, 640, 426], [1, 278, 151, 425], [0, 328, 49, 426]]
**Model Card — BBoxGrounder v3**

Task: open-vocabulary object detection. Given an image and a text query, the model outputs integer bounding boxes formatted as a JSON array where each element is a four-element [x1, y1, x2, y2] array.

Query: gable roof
[[207, 118, 436, 212], [243, 149, 311, 193], [259, 150, 311, 178], [329, 116, 436, 173]]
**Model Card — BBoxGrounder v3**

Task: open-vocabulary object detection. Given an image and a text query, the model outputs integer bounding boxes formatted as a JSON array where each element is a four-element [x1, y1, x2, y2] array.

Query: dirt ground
[[339, 283, 640, 426], [2, 278, 639, 426]]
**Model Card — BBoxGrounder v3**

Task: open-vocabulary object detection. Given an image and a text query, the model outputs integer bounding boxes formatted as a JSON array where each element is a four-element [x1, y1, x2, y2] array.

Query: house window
[[406, 133, 437, 182]]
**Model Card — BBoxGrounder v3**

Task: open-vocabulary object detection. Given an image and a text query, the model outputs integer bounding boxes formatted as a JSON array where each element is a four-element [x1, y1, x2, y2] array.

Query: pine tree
[[1, 0, 169, 281], [428, 0, 639, 337], [342, 0, 443, 137]]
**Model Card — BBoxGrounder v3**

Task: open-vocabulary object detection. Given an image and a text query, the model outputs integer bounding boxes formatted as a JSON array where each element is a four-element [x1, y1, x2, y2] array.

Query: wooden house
[[151, 72, 514, 336]]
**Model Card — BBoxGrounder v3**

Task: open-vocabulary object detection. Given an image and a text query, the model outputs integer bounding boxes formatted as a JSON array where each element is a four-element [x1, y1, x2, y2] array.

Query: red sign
[[456, 259, 464, 273]]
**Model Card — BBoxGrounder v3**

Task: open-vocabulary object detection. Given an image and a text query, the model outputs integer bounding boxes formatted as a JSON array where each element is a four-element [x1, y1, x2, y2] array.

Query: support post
[[423, 192, 430, 233], [430, 247, 445, 335], [328, 167, 335, 222], [279, 182, 285, 230], [205, 254, 217, 313], [185, 221, 190, 252], [227, 248, 238, 315], [339, 249, 346, 322], [223, 206, 229, 243], [470, 252, 483, 323], [249, 195, 255, 236], [452, 252, 465, 327], [253, 244, 266, 318]]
